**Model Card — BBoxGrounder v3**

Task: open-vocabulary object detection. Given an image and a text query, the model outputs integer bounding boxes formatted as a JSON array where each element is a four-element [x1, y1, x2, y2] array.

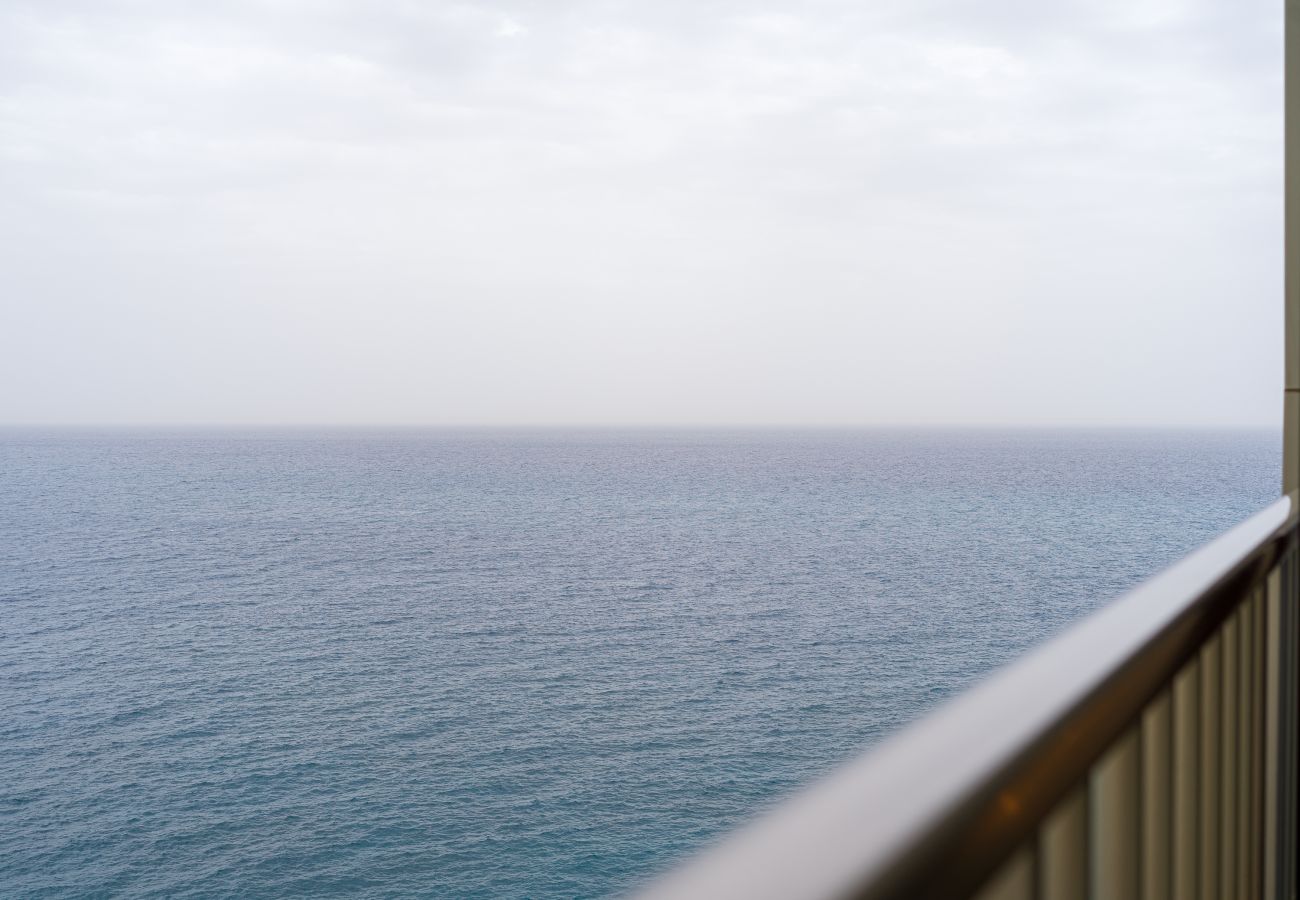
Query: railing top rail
[[637, 494, 1297, 900]]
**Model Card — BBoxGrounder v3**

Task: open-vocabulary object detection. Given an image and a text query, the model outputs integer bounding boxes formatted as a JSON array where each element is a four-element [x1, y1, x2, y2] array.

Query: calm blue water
[[0, 429, 1281, 898]]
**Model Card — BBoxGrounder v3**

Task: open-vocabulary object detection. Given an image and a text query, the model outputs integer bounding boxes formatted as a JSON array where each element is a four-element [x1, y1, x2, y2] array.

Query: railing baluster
[[1253, 585, 1266, 900], [1284, 553, 1295, 900], [1285, 553, 1296, 900], [1240, 592, 1255, 900], [1202, 633, 1223, 900], [1091, 728, 1140, 900], [1282, 565, 1289, 900], [974, 845, 1036, 900], [1266, 567, 1282, 900], [1223, 611, 1239, 897], [1258, 577, 1268, 900], [1040, 788, 1087, 900], [1174, 657, 1201, 900], [1143, 691, 1172, 900]]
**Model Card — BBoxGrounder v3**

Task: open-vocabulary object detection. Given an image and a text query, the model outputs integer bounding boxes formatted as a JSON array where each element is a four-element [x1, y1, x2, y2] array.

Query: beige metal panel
[[1040, 787, 1087, 900], [1222, 612, 1239, 897], [973, 845, 1035, 900], [1090, 729, 1140, 900], [1143, 691, 1172, 900], [1201, 633, 1222, 900], [1174, 658, 1201, 900], [1288, 393, 1300, 497], [1283, 0, 1296, 478]]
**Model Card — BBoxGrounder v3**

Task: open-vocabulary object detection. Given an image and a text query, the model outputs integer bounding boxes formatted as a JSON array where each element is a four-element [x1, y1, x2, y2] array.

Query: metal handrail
[[637, 494, 1298, 900]]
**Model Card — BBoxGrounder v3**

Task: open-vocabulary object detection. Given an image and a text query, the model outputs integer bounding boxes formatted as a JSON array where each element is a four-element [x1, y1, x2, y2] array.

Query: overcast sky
[[0, 0, 1283, 427]]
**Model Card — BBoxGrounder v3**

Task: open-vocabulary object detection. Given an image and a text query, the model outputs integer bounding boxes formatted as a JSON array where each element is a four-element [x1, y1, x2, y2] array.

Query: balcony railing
[[637, 494, 1300, 900]]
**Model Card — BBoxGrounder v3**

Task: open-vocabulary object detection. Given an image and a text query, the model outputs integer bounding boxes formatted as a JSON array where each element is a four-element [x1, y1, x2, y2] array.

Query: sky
[[0, 0, 1283, 427]]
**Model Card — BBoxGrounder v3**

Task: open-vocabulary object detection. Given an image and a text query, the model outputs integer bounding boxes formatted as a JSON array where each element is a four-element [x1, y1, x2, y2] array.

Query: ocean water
[[0, 428, 1281, 898]]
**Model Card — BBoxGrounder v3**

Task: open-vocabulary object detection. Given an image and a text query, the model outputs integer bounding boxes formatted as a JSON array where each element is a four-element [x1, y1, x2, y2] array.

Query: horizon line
[[0, 421, 1283, 432]]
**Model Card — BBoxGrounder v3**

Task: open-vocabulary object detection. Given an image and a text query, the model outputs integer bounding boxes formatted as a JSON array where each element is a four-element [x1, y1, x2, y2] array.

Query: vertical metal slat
[[1240, 591, 1256, 900], [1223, 611, 1240, 898], [1040, 787, 1087, 900], [1253, 585, 1266, 900], [974, 844, 1036, 900], [1202, 632, 1223, 900], [1143, 690, 1172, 900], [1091, 728, 1140, 900], [1174, 657, 1202, 900], [1266, 567, 1283, 900]]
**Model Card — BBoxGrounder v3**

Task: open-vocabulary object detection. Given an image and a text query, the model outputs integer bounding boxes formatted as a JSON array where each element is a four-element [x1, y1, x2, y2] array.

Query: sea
[[0, 428, 1281, 898]]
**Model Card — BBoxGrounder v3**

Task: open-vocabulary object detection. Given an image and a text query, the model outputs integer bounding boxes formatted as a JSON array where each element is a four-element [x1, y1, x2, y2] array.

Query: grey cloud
[[0, 0, 1282, 426]]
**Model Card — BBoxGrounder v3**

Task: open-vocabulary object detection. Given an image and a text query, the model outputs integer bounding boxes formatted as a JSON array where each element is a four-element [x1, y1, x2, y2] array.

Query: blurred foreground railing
[[639, 495, 1300, 900]]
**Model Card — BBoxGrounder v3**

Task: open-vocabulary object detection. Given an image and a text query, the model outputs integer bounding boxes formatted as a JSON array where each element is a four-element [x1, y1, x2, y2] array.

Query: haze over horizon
[[0, 0, 1284, 428]]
